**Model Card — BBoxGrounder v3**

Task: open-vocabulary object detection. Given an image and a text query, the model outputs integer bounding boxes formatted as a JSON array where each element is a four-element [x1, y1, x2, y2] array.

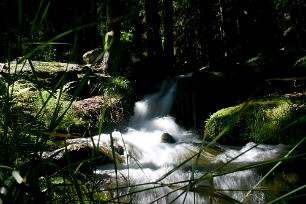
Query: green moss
[[204, 95, 306, 145], [38, 88, 84, 132], [9, 80, 89, 135]]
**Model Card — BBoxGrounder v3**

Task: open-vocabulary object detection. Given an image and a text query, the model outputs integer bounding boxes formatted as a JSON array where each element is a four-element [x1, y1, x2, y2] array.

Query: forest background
[[1, 0, 306, 76]]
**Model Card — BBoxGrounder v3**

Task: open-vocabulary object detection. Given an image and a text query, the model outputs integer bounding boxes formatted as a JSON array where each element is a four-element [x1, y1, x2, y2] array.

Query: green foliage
[[293, 55, 306, 68], [0, 11, 130, 203], [3, 79, 87, 134], [38, 175, 111, 203], [96, 1, 106, 38], [38, 85, 87, 133], [30, 20, 57, 61], [120, 30, 134, 43], [11, 20, 58, 62], [0, 65, 106, 203], [1, 9, 98, 202], [103, 76, 130, 100], [245, 54, 270, 72]]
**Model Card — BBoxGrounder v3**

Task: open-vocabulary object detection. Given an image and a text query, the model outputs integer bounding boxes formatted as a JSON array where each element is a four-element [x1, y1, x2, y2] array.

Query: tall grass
[[0, 1, 101, 203], [0, 38, 94, 204]]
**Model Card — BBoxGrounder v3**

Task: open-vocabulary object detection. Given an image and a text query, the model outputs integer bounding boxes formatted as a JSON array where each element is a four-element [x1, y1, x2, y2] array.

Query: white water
[[73, 74, 289, 203]]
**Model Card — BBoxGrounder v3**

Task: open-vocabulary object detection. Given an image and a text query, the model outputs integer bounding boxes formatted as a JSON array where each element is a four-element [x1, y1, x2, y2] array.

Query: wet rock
[[41, 143, 124, 175], [82, 48, 104, 65], [161, 133, 176, 144], [0, 60, 83, 92], [72, 96, 127, 134], [114, 145, 124, 155]]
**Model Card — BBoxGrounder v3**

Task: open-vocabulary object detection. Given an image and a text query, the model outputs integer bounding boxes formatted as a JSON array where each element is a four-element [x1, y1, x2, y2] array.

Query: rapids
[[72, 74, 289, 203]]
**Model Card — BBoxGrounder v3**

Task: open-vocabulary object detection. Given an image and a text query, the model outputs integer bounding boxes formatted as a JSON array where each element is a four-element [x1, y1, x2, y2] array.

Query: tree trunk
[[163, 0, 174, 70], [199, 0, 219, 68], [105, 0, 121, 76], [144, 0, 163, 60]]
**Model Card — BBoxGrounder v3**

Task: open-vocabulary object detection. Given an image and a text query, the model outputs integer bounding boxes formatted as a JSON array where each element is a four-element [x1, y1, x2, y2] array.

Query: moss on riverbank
[[204, 93, 306, 145], [3, 79, 89, 136]]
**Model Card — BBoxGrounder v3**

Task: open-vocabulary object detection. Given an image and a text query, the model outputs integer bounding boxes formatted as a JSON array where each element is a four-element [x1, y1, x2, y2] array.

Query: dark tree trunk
[[199, 0, 220, 69], [144, 0, 163, 60], [163, 0, 174, 70], [105, 0, 122, 76], [0, 0, 9, 61]]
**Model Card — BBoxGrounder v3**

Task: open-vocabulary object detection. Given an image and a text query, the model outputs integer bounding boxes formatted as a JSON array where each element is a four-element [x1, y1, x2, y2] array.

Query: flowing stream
[[74, 74, 289, 203]]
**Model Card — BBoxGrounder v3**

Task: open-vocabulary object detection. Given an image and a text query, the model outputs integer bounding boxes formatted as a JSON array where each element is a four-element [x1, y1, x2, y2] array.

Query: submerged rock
[[161, 132, 176, 143]]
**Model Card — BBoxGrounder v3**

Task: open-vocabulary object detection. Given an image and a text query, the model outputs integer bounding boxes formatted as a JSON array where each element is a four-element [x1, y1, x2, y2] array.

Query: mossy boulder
[[0, 60, 112, 99], [5, 79, 89, 135], [204, 94, 306, 145], [4, 77, 129, 139], [1, 60, 132, 139], [72, 96, 127, 134], [0, 61, 83, 89]]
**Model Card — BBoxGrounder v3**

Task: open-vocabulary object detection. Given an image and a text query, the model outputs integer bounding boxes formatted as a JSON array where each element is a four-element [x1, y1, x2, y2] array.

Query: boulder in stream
[[40, 143, 124, 176], [161, 132, 176, 144]]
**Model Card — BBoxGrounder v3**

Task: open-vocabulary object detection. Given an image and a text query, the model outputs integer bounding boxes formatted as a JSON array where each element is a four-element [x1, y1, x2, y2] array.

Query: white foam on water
[[72, 74, 289, 203]]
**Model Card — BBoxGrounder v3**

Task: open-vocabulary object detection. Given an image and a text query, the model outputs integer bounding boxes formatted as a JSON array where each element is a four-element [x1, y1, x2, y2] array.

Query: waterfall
[[73, 74, 289, 203], [129, 74, 191, 131]]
